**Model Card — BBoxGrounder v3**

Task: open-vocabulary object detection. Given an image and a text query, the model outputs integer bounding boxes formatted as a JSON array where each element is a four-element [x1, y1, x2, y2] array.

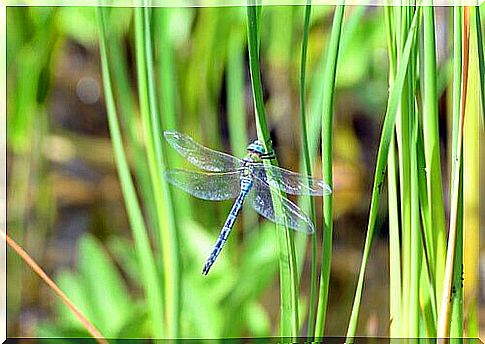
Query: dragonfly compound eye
[[247, 140, 265, 155]]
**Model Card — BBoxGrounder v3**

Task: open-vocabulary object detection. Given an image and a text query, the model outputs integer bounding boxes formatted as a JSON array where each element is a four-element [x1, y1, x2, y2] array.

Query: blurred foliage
[[6, 4, 483, 340]]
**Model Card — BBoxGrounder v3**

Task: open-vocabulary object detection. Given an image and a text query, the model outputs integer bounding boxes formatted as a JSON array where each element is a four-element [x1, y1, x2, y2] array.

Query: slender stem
[[98, 7, 166, 338], [141, 5, 180, 337], [449, 6, 465, 338], [384, 6, 402, 338], [475, 7, 485, 127], [437, 6, 470, 339], [397, 7, 412, 335], [247, 3, 300, 337], [345, 8, 421, 340], [314, 5, 344, 337], [409, 97, 420, 337], [106, 8, 157, 239], [422, 6, 445, 306], [2, 231, 107, 344], [299, 1, 318, 337]]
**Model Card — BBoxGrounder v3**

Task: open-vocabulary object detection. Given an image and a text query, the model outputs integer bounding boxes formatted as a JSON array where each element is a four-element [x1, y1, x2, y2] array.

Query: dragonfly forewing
[[164, 131, 242, 172]]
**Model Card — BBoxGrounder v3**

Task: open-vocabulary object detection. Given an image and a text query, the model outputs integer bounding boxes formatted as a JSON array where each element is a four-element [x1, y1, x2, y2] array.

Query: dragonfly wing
[[164, 169, 241, 201], [164, 131, 242, 172], [249, 176, 315, 233], [252, 164, 332, 196]]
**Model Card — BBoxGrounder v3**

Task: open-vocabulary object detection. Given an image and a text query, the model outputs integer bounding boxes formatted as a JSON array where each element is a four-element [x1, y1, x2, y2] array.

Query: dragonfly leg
[[261, 151, 276, 160]]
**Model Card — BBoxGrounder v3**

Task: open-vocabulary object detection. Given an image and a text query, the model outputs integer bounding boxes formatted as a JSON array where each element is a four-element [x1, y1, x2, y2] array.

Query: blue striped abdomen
[[202, 177, 253, 275]]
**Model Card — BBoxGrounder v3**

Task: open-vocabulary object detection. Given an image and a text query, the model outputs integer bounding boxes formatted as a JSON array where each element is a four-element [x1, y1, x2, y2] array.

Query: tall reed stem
[[98, 7, 166, 337], [314, 6, 344, 337], [422, 6, 446, 305], [299, 1, 318, 337], [345, 8, 421, 340], [137, 4, 181, 336], [437, 6, 469, 339], [247, 3, 300, 337]]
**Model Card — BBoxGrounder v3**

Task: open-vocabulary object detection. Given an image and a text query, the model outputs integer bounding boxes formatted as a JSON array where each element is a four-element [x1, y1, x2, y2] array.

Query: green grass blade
[[141, 5, 181, 337], [422, 6, 446, 305], [437, 6, 469, 338], [247, 3, 299, 337], [475, 7, 485, 127], [384, 6, 402, 338], [449, 167, 463, 338], [97, 7, 165, 338], [417, 125, 438, 336], [387, 136, 402, 337], [314, 5, 345, 338], [396, 8, 413, 335], [298, 1, 318, 337], [105, 8, 158, 235], [409, 94, 420, 338], [345, 8, 421, 340]]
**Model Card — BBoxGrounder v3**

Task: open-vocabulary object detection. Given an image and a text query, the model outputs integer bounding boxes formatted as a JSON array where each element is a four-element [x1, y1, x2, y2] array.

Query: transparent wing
[[164, 130, 242, 172], [164, 169, 241, 201], [252, 163, 332, 196], [248, 176, 315, 233]]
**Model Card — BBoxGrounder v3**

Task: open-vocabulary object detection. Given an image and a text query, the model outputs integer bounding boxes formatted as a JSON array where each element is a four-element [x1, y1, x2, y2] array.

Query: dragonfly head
[[247, 140, 266, 156]]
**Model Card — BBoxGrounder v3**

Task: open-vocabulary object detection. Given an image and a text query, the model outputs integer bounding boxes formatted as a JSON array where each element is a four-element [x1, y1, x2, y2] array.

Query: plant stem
[[384, 6, 402, 338], [247, 3, 300, 337], [475, 7, 485, 127], [314, 5, 344, 338], [437, 6, 469, 339], [299, 1, 317, 337], [98, 7, 165, 338], [422, 6, 446, 306], [2, 231, 108, 344], [141, 5, 181, 337], [345, 8, 421, 340]]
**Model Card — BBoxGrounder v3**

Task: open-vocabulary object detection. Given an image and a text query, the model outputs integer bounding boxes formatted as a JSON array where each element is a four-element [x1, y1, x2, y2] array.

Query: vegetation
[[6, 3, 484, 339]]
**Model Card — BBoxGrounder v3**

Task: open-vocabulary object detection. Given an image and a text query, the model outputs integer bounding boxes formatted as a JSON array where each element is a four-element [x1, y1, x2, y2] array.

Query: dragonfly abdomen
[[202, 176, 253, 275]]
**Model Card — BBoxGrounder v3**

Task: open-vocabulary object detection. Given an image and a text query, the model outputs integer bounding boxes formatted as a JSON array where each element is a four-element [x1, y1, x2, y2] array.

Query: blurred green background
[[6, 5, 483, 339]]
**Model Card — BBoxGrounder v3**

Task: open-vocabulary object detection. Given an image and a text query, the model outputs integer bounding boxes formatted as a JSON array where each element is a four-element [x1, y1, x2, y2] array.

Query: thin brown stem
[[1, 230, 108, 344]]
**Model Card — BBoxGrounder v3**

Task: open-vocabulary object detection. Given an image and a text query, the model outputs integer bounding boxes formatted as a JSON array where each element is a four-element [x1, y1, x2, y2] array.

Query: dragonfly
[[163, 130, 332, 275]]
